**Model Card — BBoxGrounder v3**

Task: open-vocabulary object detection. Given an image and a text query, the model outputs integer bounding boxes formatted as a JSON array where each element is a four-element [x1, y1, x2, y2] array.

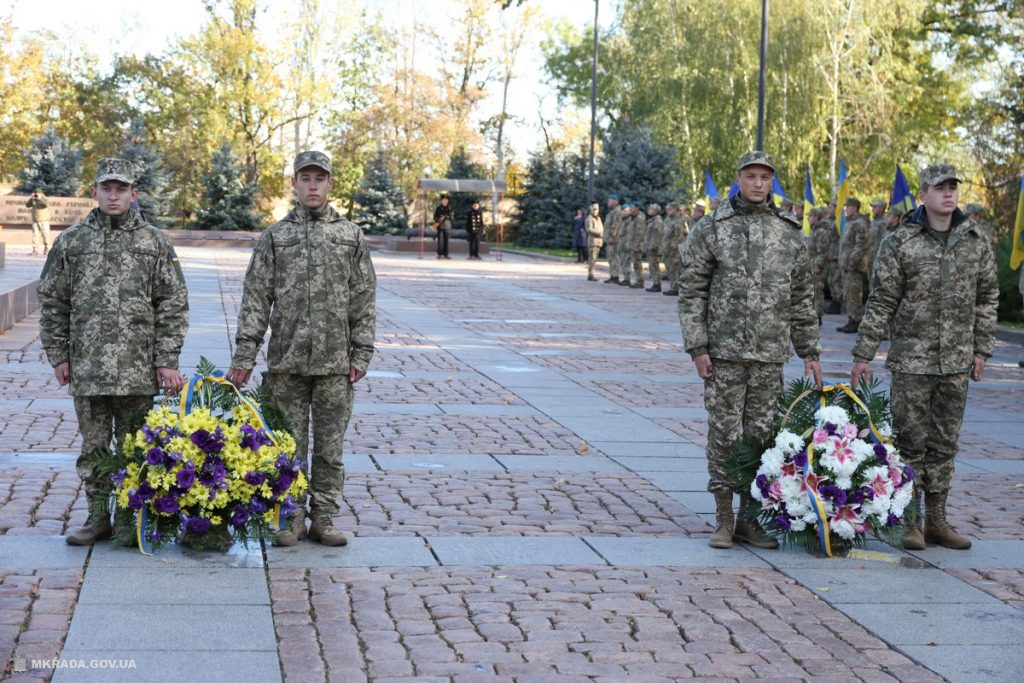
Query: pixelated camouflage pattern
[[603, 205, 623, 278], [585, 212, 604, 247], [678, 197, 821, 362], [853, 207, 999, 373], [617, 211, 634, 283], [629, 212, 646, 285], [971, 218, 999, 263], [75, 395, 153, 500], [838, 213, 871, 273], [867, 217, 889, 280], [644, 213, 663, 253], [266, 373, 352, 517], [294, 150, 332, 174], [819, 215, 843, 305], [703, 360, 783, 492], [736, 150, 776, 172], [232, 205, 377, 375], [919, 163, 959, 188], [25, 194, 50, 222], [94, 158, 135, 184], [38, 208, 189, 396], [809, 216, 836, 316], [890, 371, 968, 493]]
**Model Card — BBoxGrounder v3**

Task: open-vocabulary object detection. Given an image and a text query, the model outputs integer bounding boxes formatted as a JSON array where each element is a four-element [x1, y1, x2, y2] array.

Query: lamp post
[[587, 0, 599, 205], [756, 0, 769, 151]]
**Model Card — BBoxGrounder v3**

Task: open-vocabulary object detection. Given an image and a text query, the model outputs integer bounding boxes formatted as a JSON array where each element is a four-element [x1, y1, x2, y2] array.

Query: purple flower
[[903, 465, 916, 482], [230, 505, 250, 527], [275, 453, 294, 470], [775, 516, 792, 531], [849, 487, 872, 506], [146, 447, 166, 466], [184, 516, 212, 534], [191, 428, 225, 455], [240, 424, 273, 451], [199, 458, 227, 489], [824, 422, 837, 435], [153, 496, 180, 515], [755, 474, 770, 496], [127, 489, 143, 510], [819, 484, 846, 507], [885, 513, 901, 527], [249, 497, 269, 515], [137, 480, 156, 500], [279, 495, 298, 518], [142, 424, 158, 444], [111, 468, 127, 487], [245, 471, 267, 487], [873, 443, 889, 463], [146, 529, 163, 544], [793, 450, 808, 468], [176, 464, 196, 489], [271, 471, 294, 496]]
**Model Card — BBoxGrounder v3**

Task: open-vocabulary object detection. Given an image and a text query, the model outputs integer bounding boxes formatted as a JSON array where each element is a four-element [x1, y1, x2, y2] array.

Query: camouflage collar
[[284, 204, 343, 224], [903, 206, 969, 234], [85, 207, 145, 232]]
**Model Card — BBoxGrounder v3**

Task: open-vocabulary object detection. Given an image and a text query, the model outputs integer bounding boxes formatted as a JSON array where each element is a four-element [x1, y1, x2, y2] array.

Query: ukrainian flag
[[834, 159, 849, 236], [704, 170, 720, 201], [728, 181, 740, 200], [772, 176, 789, 209], [1011, 174, 1024, 271], [890, 164, 917, 214], [803, 164, 815, 237]]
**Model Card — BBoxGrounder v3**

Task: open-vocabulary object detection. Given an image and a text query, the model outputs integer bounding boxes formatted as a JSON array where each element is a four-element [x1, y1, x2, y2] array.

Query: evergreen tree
[[354, 149, 408, 235], [514, 149, 588, 248], [444, 146, 488, 226], [118, 119, 175, 227], [196, 143, 261, 230], [16, 129, 83, 196], [597, 123, 679, 208]]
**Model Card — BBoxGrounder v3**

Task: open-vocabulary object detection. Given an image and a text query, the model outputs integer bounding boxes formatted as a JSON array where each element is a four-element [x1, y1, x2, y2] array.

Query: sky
[[4, 0, 621, 165]]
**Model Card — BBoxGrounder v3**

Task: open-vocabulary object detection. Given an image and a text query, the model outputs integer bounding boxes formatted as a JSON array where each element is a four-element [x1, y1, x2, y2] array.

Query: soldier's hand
[[970, 356, 986, 382], [54, 362, 71, 387], [851, 361, 872, 387], [156, 367, 185, 395], [804, 360, 823, 389], [349, 365, 367, 383], [227, 367, 253, 388], [693, 354, 714, 380]]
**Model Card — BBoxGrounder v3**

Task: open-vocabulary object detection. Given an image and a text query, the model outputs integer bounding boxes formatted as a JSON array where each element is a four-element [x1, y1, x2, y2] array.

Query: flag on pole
[[890, 164, 917, 213], [803, 164, 815, 237], [704, 170, 719, 209], [834, 159, 849, 235], [1011, 174, 1024, 271], [728, 181, 740, 200], [771, 176, 789, 208]]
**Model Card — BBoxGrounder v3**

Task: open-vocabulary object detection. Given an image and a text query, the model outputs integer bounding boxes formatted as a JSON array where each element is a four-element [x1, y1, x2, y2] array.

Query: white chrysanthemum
[[834, 475, 853, 489], [815, 405, 850, 427], [831, 519, 857, 540], [890, 485, 913, 517], [879, 423, 893, 438], [750, 480, 764, 502], [779, 474, 804, 503], [758, 447, 785, 477], [850, 439, 875, 460], [885, 445, 903, 468], [863, 493, 892, 519], [802, 510, 821, 524], [774, 430, 805, 456], [789, 517, 808, 532]]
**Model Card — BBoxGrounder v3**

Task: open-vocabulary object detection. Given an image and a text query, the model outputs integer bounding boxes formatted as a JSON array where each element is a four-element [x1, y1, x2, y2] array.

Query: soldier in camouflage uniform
[[852, 164, 998, 551], [629, 204, 647, 289], [585, 202, 604, 281], [866, 199, 888, 284], [228, 151, 377, 547], [679, 151, 822, 550], [616, 203, 635, 286], [644, 203, 664, 292], [836, 198, 870, 332], [660, 204, 681, 293], [965, 203, 998, 269], [665, 201, 701, 296], [602, 195, 623, 284], [808, 207, 830, 322], [821, 204, 842, 314], [38, 159, 189, 546], [26, 189, 51, 256]]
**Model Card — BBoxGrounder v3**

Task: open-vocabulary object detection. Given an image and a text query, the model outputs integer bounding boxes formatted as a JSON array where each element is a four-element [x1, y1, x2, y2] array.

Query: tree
[[117, 119, 175, 226], [196, 143, 260, 230], [514, 148, 588, 248], [354, 149, 408, 235], [445, 146, 488, 224], [597, 122, 678, 207], [17, 129, 83, 196]]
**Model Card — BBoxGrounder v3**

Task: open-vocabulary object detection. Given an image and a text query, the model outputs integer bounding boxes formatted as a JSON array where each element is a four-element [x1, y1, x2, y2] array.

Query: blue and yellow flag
[[890, 164, 916, 214], [1011, 174, 1024, 271], [834, 159, 849, 235], [771, 176, 789, 208], [704, 170, 720, 200], [727, 181, 740, 200], [803, 164, 815, 236]]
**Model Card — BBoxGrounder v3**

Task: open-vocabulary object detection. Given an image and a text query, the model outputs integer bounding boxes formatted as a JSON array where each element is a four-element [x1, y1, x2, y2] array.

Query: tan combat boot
[[901, 491, 925, 550], [924, 491, 972, 549], [66, 511, 112, 546], [733, 493, 779, 549], [273, 507, 307, 547], [308, 515, 348, 547], [709, 491, 734, 549]]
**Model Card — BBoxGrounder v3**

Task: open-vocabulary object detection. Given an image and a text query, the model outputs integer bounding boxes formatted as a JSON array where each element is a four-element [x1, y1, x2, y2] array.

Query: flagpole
[[756, 0, 769, 150], [587, 0, 599, 205]]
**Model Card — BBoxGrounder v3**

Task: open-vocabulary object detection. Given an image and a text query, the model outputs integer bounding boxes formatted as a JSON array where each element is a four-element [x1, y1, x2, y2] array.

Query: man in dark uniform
[[433, 195, 453, 259], [465, 199, 484, 260]]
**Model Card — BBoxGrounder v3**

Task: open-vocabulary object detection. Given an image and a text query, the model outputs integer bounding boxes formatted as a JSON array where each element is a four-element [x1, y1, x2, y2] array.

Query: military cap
[[886, 207, 902, 217], [919, 163, 960, 188], [844, 197, 861, 208], [607, 193, 619, 201], [293, 150, 332, 174], [33, 187, 44, 194], [964, 203, 984, 215], [647, 203, 661, 214], [693, 200, 705, 210], [737, 150, 776, 172], [870, 199, 886, 207], [666, 202, 679, 210], [95, 158, 135, 185]]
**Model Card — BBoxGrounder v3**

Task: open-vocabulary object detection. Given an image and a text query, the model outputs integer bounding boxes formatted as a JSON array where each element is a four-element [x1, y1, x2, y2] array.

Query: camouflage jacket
[[630, 214, 647, 252], [585, 213, 604, 246], [971, 218, 999, 261], [820, 217, 839, 260], [26, 196, 50, 222], [644, 214, 663, 253], [853, 207, 999, 374], [678, 197, 820, 363], [809, 220, 836, 273], [37, 208, 189, 396], [838, 213, 871, 272], [603, 206, 623, 244], [659, 215, 679, 255], [232, 205, 377, 375], [867, 217, 888, 274]]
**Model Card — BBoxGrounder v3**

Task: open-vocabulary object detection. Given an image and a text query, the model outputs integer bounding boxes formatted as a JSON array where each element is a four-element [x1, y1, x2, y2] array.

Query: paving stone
[[644, 471, 713, 492], [0, 537, 87, 570], [374, 453, 504, 472], [610, 456, 709, 473], [428, 537, 604, 566], [494, 455, 627, 473], [591, 441, 705, 458], [52, 650, 281, 683], [784, 566, 998, 604], [266, 537, 437, 568], [87, 541, 264, 569], [898, 645, 1024, 683], [583, 536, 769, 568], [903, 540, 1024, 569], [841, 602, 1024, 645], [77, 567, 269, 605]]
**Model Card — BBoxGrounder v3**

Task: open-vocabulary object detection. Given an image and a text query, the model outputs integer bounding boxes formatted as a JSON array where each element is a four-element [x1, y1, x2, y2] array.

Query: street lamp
[[756, 0, 769, 151], [587, 0, 599, 205]]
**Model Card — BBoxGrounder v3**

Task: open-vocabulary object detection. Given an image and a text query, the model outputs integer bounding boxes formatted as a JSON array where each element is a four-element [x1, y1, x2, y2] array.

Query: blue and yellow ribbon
[[136, 505, 154, 556]]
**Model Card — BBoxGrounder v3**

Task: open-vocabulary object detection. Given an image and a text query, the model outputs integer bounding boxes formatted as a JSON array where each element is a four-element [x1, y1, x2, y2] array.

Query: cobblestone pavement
[[1, 245, 1022, 682]]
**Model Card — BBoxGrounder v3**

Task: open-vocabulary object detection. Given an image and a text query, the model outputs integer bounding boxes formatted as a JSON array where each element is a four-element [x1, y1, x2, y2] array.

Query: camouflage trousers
[[605, 242, 619, 279], [663, 249, 681, 289], [702, 360, 783, 493], [826, 262, 843, 305], [74, 395, 153, 506], [266, 372, 354, 519], [587, 240, 602, 278], [631, 250, 645, 286], [32, 221, 51, 255], [844, 270, 866, 321], [617, 244, 633, 283], [890, 371, 969, 494], [647, 250, 662, 289], [812, 271, 825, 318]]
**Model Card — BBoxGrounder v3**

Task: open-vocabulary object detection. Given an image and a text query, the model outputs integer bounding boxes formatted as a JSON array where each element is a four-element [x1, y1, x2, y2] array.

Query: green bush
[[996, 232, 1024, 323]]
